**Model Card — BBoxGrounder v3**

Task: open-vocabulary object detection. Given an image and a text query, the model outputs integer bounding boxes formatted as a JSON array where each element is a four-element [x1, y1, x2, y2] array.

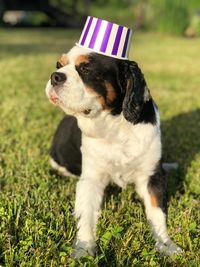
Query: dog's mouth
[[50, 94, 59, 104], [71, 108, 92, 116], [83, 109, 91, 115], [49, 92, 92, 115]]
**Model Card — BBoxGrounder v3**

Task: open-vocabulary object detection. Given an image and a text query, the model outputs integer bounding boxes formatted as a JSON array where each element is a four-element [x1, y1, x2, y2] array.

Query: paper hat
[[76, 16, 132, 60]]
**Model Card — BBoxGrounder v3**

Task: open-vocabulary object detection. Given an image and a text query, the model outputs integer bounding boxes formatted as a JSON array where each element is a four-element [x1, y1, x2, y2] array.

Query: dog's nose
[[51, 72, 66, 86]]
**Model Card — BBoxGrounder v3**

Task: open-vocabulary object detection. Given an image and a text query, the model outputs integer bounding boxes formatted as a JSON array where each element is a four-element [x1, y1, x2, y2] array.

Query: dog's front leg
[[73, 175, 109, 258]]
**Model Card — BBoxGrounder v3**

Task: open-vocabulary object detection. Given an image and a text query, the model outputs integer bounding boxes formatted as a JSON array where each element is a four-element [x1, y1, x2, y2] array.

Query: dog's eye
[[78, 63, 90, 74], [56, 62, 63, 69]]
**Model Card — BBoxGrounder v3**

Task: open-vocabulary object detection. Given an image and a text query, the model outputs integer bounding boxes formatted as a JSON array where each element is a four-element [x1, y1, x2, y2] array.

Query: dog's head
[[45, 46, 151, 123]]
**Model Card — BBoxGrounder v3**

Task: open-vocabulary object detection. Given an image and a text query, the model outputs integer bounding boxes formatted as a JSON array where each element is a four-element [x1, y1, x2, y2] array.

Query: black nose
[[51, 72, 66, 86]]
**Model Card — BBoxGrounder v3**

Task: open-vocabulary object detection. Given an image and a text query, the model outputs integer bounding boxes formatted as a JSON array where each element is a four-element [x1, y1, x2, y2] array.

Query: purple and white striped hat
[[76, 16, 133, 60]]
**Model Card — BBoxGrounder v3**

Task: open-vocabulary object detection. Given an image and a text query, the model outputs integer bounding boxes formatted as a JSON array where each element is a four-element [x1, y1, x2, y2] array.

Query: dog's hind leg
[[135, 164, 182, 257], [50, 115, 82, 177]]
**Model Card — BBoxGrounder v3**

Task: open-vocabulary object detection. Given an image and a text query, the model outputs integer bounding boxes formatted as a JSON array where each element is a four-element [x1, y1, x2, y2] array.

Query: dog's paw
[[155, 240, 183, 257], [72, 239, 97, 259]]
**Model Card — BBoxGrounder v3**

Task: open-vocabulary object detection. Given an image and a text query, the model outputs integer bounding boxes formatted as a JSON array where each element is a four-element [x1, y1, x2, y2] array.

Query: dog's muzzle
[[51, 72, 66, 87]]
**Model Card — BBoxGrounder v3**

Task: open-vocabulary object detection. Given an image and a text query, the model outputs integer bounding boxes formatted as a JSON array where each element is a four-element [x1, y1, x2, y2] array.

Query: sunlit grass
[[0, 29, 199, 266]]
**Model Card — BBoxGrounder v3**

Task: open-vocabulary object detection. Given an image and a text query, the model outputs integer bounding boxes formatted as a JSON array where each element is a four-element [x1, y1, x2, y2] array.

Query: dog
[[45, 45, 182, 258]]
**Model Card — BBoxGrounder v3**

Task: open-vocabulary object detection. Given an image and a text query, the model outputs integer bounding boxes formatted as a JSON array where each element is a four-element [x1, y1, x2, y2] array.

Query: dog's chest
[[78, 114, 161, 186], [82, 126, 160, 184]]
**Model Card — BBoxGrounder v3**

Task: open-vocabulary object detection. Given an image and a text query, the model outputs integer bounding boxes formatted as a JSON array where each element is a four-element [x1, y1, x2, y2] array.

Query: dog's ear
[[56, 54, 68, 69], [118, 60, 151, 124]]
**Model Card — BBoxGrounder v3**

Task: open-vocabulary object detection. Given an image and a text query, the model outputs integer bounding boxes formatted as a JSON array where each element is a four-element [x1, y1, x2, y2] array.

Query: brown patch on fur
[[150, 194, 158, 207], [126, 77, 133, 90], [58, 54, 69, 67], [85, 87, 108, 111], [97, 95, 107, 110], [86, 82, 116, 111], [85, 86, 96, 95], [75, 55, 89, 66], [105, 82, 116, 103]]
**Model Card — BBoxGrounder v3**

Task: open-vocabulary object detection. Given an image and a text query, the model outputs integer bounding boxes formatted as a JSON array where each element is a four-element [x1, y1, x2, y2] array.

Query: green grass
[[0, 29, 200, 266]]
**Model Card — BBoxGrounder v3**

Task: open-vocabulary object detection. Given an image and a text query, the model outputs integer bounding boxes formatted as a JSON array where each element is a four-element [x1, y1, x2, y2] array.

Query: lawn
[[0, 29, 200, 266]]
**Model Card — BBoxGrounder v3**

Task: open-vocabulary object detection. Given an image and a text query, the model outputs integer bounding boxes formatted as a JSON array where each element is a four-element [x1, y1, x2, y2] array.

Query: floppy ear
[[119, 60, 151, 124]]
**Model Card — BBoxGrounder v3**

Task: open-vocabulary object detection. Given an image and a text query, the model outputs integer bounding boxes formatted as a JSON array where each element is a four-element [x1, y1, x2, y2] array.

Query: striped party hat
[[76, 16, 132, 60]]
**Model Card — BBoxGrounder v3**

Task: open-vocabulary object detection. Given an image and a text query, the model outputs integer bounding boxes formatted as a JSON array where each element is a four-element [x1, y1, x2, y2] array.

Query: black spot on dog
[[120, 60, 156, 125], [75, 53, 125, 115], [50, 115, 82, 176]]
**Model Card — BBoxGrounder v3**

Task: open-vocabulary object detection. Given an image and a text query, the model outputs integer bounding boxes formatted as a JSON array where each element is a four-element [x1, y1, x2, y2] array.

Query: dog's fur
[[45, 46, 182, 258]]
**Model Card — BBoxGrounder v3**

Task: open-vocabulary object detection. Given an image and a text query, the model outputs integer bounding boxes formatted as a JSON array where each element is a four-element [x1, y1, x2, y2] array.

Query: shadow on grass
[[162, 108, 200, 197], [98, 247, 117, 267]]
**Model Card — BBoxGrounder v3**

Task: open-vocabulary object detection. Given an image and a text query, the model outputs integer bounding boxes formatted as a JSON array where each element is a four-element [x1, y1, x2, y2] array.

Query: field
[[0, 29, 200, 266]]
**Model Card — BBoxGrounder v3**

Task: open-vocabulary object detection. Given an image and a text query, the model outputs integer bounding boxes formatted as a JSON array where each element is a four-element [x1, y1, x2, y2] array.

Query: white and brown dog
[[45, 45, 182, 258]]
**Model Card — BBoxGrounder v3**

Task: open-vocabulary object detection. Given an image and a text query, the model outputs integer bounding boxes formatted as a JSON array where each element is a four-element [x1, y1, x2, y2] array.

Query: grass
[[0, 28, 200, 266]]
